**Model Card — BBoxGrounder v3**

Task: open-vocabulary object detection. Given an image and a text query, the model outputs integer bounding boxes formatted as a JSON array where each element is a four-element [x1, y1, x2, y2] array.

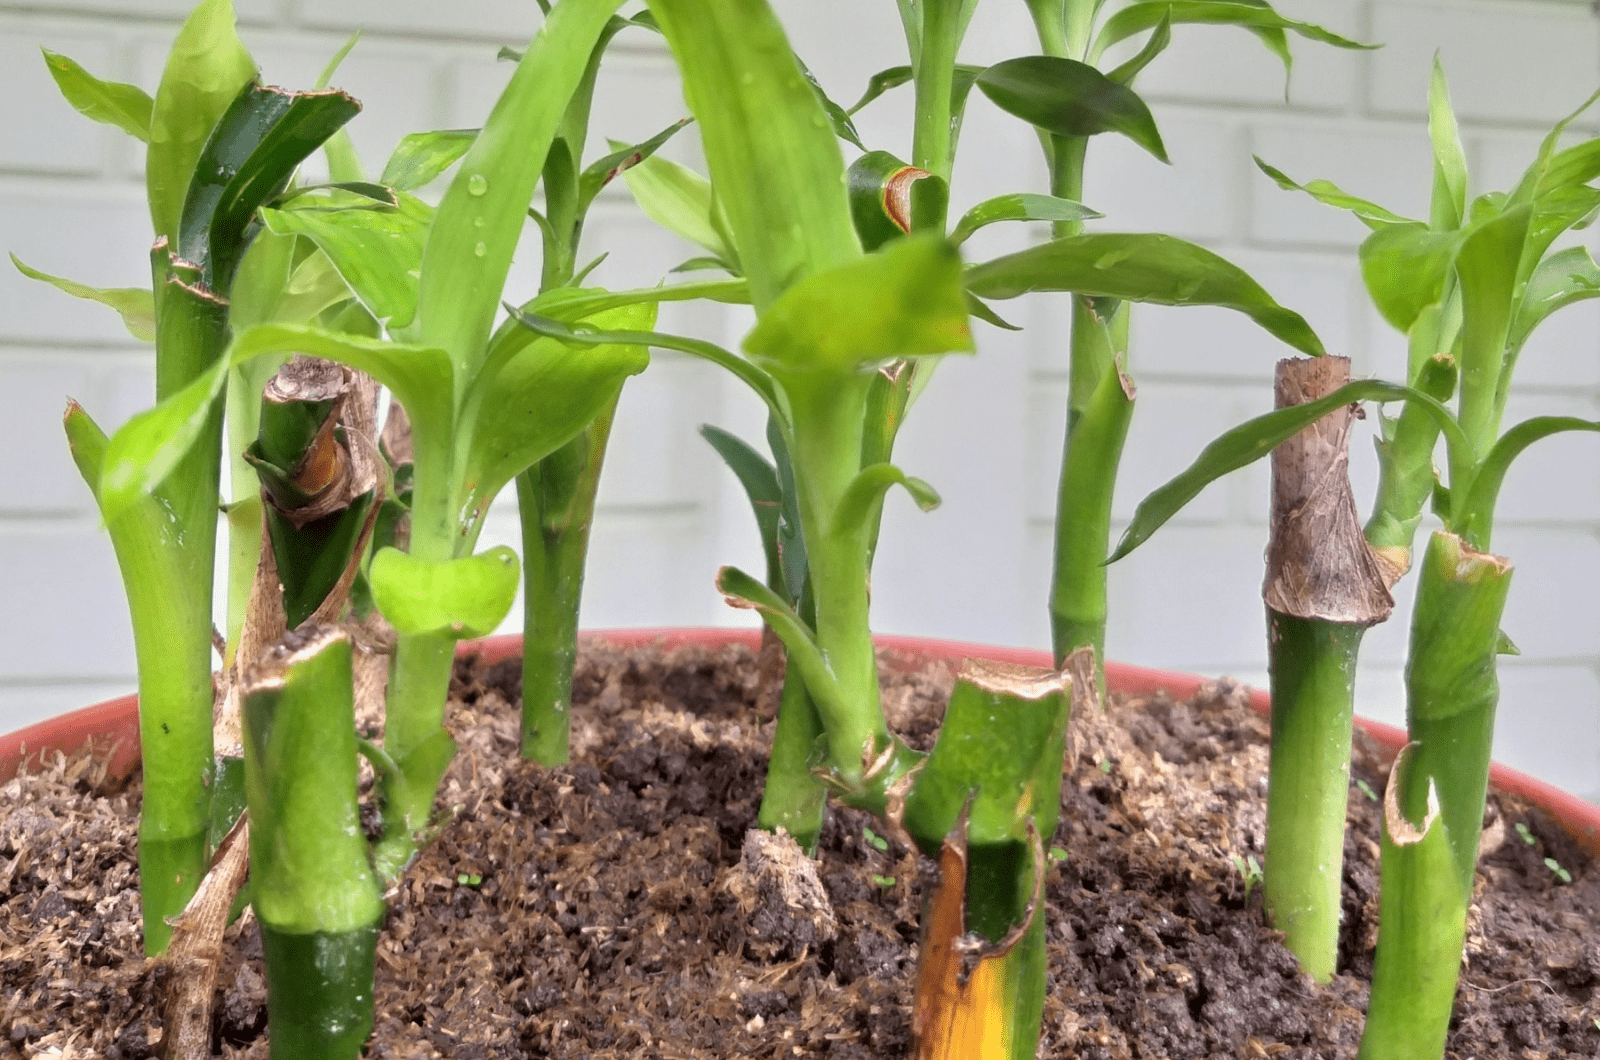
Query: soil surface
[[2, 640, 1597, 1059]]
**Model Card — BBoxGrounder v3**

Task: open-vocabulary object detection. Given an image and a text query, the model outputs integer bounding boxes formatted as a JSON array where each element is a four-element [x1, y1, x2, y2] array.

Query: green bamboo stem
[[1264, 612, 1361, 981], [1358, 531, 1512, 1059], [1048, 302, 1133, 670], [242, 625, 385, 1060], [517, 397, 616, 764]]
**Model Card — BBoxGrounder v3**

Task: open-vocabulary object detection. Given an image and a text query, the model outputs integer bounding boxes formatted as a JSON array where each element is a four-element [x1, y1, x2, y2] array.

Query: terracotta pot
[[4, 627, 1596, 856]]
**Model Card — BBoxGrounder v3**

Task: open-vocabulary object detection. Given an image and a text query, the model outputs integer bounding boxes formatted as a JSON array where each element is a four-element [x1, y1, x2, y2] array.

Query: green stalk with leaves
[[1105, 68, 1600, 1051], [23, 0, 360, 952]]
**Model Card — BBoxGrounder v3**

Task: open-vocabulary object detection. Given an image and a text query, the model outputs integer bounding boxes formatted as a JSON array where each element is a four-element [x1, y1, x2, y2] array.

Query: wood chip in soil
[[1, 641, 1597, 1058]]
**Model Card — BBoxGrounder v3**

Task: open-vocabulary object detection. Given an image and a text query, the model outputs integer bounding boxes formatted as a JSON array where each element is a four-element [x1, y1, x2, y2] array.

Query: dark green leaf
[[1111, 379, 1467, 562], [266, 492, 376, 628], [950, 193, 1100, 244], [700, 425, 784, 593], [794, 58, 863, 149], [967, 232, 1323, 355], [978, 56, 1168, 162], [41, 48, 153, 141], [744, 233, 973, 373], [270, 181, 398, 209], [145, 0, 258, 243], [178, 84, 362, 292], [368, 545, 520, 638], [10, 254, 155, 341]]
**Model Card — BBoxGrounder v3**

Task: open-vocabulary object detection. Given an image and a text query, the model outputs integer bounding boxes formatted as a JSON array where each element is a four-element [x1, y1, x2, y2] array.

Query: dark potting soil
[[1, 640, 1596, 1059]]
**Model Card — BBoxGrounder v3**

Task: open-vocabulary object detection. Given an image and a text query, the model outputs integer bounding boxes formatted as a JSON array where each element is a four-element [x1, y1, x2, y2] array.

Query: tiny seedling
[[1098, 759, 1114, 774], [1356, 779, 1379, 803], [1516, 822, 1537, 846], [1232, 854, 1265, 899], [1544, 858, 1573, 885], [1048, 846, 1070, 863], [456, 873, 484, 887], [872, 874, 897, 889], [863, 826, 889, 852]]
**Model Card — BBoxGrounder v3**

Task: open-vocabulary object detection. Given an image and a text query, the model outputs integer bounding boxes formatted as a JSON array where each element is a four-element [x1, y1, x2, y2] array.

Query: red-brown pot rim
[[4, 628, 1595, 855]]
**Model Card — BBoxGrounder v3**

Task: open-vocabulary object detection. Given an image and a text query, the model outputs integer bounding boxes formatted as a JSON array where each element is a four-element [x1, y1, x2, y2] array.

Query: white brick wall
[[2, 0, 1598, 801]]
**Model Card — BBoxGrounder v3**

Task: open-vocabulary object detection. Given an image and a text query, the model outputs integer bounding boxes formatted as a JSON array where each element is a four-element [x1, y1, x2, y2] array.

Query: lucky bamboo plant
[[1110, 65, 1600, 1058]]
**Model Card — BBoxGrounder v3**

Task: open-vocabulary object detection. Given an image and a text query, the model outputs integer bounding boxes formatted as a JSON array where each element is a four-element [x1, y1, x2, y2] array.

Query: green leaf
[[459, 301, 652, 517], [1254, 158, 1413, 231], [1455, 415, 1600, 545], [41, 48, 153, 142], [700, 425, 784, 593], [10, 254, 154, 342], [1111, 378, 1467, 562], [795, 58, 863, 150], [1509, 245, 1600, 354], [618, 148, 737, 264], [1108, 11, 1174, 85], [977, 56, 1168, 163], [146, 0, 258, 243], [261, 192, 433, 333], [273, 249, 355, 324], [1094, 0, 1373, 62], [315, 30, 361, 90], [419, 0, 627, 389], [368, 545, 520, 639], [967, 232, 1324, 356], [646, 0, 859, 309], [1359, 223, 1464, 333], [379, 129, 477, 192], [266, 492, 377, 628], [950, 193, 1100, 245], [715, 565, 840, 712], [178, 84, 362, 292], [1427, 58, 1468, 232], [1514, 88, 1600, 201], [744, 233, 973, 373], [99, 323, 453, 525], [966, 292, 1021, 331], [577, 119, 692, 215], [847, 65, 914, 115], [832, 463, 940, 539]]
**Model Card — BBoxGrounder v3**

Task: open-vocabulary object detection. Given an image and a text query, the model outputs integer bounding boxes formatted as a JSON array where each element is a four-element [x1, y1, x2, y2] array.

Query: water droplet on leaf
[[467, 174, 489, 196], [474, 241, 488, 258]]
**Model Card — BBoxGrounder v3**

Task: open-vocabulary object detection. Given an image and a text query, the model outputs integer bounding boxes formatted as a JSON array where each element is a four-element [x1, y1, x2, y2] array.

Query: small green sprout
[[1516, 822, 1537, 845], [456, 872, 483, 887], [1098, 759, 1114, 774], [1232, 854, 1264, 899], [1048, 846, 1070, 863], [871, 874, 896, 889], [1544, 857, 1572, 885], [863, 826, 889, 852], [1355, 779, 1378, 802]]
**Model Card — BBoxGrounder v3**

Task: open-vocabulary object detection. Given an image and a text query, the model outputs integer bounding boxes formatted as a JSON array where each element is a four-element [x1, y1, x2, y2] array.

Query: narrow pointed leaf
[[701, 425, 783, 590], [1108, 13, 1173, 84], [848, 65, 914, 115], [42, 49, 153, 141], [1111, 379, 1467, 562], [146, 0, 258, 243], [1515, 88, 1600, 200], [1427, 59, 1468, 231], [967, 232, 1324, 355], [11, 254, 154, 341], [1455, 416, 1600, 544], [977, 56, 1167, 162], [379, 129, 477, 191], [1254, 158, 1412, 230], [419, 0, 627, 382], [1094, 0, 1372, 58], [715, 565, 840, 711], [261, 192, 433, 332], [744, 233, 973, 373], [577, 119, 692, 213], [369, 545, 520, 638], [950, 194, 1100, 245], [833, 463, 940, 539]]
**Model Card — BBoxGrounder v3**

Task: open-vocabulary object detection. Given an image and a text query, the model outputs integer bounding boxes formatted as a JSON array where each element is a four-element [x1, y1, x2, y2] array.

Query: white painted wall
[[3, 0, 1598, 801]]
